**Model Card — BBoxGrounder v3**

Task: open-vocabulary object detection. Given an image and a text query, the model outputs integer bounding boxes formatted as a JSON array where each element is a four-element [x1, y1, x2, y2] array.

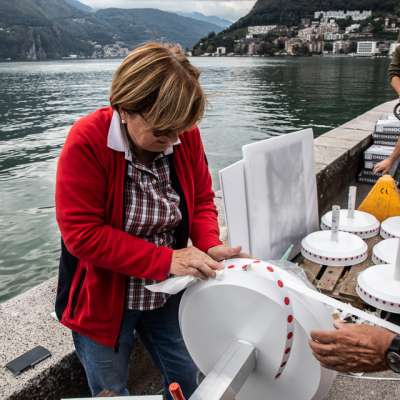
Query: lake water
[[0, 56, 395, 302]]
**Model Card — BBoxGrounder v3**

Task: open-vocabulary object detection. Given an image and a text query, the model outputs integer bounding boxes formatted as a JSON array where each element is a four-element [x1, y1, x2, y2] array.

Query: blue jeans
[[72, 292, 198, 398]]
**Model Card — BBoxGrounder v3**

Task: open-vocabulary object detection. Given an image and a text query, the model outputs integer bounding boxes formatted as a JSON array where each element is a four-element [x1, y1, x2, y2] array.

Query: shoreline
[[0, 54, 394, 63]]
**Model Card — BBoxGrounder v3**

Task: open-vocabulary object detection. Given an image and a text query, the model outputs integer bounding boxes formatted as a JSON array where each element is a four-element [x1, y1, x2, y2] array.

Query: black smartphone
[[5, 346, 51, 376]]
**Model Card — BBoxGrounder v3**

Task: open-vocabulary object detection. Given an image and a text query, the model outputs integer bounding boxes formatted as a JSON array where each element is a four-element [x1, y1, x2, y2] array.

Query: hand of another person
[[170, 247, 223, 280], [207, 245, 250, 262], [373, 158, 393, 174], [309, 321, 396, 373]]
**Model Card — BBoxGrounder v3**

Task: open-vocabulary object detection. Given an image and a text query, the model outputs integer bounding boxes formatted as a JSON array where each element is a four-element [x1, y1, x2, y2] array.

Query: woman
[[55, 42, 242, 397]]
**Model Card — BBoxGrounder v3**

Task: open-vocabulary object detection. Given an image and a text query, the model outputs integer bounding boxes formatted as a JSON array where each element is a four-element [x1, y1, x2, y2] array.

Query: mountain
[[177, 12, 232, 29], [0, 0, 221, 60], [95, 8, 220, 48], [64, 0, 92, 13], [0, 0, 96, 60], [232, 0, 399, 29]]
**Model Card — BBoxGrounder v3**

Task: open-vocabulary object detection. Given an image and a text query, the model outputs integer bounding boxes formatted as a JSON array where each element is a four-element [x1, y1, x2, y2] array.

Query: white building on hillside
[[357, 41, 379, 56], [314, 10, 372, 21], [298, 27, 315, 41], [346, 24, 361, 33], [324, 32, 344, 41], [248, 26, 277, 35], [216, 47, 226, 56], [333, 40, 351, 54], [318, 21, 339, 35]]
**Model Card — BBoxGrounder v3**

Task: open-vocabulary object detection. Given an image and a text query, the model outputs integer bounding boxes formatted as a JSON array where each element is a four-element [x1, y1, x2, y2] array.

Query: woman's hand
[[207, 245, 249, 262], [373, 158, 393, 174], [170, 247, 223, 280]]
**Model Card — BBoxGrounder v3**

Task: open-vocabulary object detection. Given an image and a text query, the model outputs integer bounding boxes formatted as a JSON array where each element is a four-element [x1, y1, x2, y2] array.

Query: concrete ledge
[[315, 99, 398, 214], [0, 279, 162, 399]]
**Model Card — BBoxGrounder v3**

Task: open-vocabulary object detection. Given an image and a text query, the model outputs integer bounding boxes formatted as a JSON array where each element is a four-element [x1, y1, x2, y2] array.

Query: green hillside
[[234, 0, 399, 28], [193, 0, 400, 54], [0, 0, 220, 60]]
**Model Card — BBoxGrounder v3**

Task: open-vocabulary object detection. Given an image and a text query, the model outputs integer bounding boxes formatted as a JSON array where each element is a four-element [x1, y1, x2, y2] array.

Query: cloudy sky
[[79, 0, 257, 22]]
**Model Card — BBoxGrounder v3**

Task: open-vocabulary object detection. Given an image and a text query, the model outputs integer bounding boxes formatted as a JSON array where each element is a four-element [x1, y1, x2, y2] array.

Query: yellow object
[[358, 175, 400, 221]]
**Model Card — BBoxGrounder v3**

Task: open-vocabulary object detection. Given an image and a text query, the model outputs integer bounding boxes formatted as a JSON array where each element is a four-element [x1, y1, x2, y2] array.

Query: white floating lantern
[[380, 216, 400, 239], [372, 238, 400, 265], [357, 239, 400, 313], [321, 186, 380, 239], [302, 206, 368, 266], [179, 259, 337, 400]]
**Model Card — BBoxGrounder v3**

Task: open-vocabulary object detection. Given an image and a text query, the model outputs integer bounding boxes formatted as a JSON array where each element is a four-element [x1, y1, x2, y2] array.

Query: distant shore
[[0, 53, 394, 63]]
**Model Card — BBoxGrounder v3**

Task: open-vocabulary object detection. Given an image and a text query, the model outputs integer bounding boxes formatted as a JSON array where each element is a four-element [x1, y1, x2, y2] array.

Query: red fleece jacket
[[55, 107, 222, 347]]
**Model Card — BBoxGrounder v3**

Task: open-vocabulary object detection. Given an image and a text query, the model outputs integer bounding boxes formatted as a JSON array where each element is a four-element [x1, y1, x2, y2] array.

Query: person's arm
[[309, 321, 396, 373], [373, 138, 400, 174], [389, 46, 400, 96], [391, 76, 400, 97]]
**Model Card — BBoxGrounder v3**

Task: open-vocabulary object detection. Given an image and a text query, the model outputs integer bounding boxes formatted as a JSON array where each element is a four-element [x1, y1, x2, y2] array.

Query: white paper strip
[[286, 277, 400, 334], [147, 262, 400, 335], [146, 270, 224, 295]]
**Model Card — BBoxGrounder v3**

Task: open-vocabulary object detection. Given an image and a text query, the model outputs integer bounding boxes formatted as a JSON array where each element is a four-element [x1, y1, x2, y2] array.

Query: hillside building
[[248, 25, 277, 35], [333, 40, 351, 54], [216, 47, 226, 56], [346, 24, 361, 34], [356, 41, 379, 56], [248, 25, 289, 37], [314, 10, 372, 21]]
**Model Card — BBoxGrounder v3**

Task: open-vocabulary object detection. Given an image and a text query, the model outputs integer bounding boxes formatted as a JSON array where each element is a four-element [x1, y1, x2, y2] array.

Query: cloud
[[79, 0, 256, 21]]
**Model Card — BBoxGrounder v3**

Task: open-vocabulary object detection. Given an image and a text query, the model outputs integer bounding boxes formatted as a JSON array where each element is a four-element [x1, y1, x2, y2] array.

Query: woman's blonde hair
[[110, 42, 205, 134]]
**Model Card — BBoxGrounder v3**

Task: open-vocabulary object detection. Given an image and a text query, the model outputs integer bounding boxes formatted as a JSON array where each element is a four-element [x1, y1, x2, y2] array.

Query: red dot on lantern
[[284, 297, 290, 305], [285, 347, 291, 354], [267, 266, 274, 272], [228, 265, 235, 269], [287, 332, 293, 340], [277, 280, 284, 288], [280, 361, 287, 368], [288, 315, 294, 323]]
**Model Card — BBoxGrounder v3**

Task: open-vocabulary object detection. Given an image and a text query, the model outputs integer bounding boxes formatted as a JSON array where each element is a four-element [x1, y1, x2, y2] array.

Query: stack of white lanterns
[[301, 187, 379, 267], [321, 186, 380, 239], [372, 215, 400, 266], [380, 216, 400, 239], [358, 239, 400, 313]]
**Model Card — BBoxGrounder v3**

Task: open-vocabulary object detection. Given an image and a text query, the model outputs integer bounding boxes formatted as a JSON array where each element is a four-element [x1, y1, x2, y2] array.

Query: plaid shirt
[[124, 151, 182, 310]]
